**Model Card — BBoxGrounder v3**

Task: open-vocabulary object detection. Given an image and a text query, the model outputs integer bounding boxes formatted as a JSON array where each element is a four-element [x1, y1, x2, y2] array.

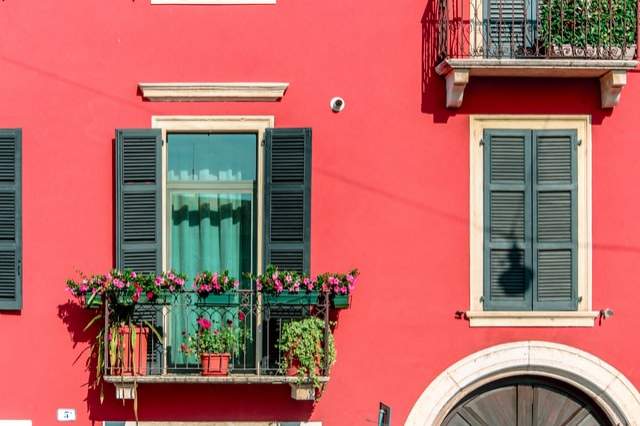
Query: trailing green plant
[[277, 317, 336, 390], [539, 0, 637, 49]]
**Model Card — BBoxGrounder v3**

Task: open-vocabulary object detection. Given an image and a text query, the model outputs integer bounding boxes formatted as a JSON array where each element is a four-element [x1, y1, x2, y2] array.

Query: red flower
[[238, 311, 246, 321], [196, 317, 212, 330]]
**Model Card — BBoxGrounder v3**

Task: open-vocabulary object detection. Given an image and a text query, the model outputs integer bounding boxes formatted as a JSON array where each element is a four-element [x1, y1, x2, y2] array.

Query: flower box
[[83, 293, 102, 309], [264, 292, 320, 305], [196, 293, 240, 306], [331, 294, 351, 309], [200, 353, 231, 376]]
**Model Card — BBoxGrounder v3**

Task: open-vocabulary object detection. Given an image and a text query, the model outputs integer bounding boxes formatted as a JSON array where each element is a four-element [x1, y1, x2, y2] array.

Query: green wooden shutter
[[0, 130, 21, 310], [483, 129, 532, 311], [532, 130, 578, 310], [115, 129, 162, 274], [484, 0, 536, 57], [264, 128, 311, 274]]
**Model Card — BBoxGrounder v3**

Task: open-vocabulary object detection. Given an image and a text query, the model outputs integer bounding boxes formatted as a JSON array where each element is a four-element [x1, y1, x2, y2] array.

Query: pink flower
[[131, 272, 137, 278], [146, 291, 155, 300], [113, 279, 124, 289], [275, 279, 284, 293], [256, 279, 263, 291], [285, 274, 292, 284], [233, 280, 240, 289], [196, 317, 212, 330], [340, 286, 348, 294], [155, 277, 162, 286]]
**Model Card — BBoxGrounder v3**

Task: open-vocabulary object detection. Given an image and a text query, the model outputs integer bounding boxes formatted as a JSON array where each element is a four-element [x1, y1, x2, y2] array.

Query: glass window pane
[[167, 133, 257, 182]]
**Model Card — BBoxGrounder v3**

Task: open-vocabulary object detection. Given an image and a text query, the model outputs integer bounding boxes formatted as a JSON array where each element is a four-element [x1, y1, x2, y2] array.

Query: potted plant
[[193, 270, 240, 305], [181, 312, 248, 376], [66, 269, 185, 378], [251, 265, 319, 305], [317, 269, 360, 309], [277, 317, 336, 390]]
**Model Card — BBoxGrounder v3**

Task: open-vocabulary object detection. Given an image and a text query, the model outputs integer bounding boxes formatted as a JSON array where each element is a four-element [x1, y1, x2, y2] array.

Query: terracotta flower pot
[[110, 325, 149, 376], [200, 353, 231, 376], [285, 355, 321, 377]]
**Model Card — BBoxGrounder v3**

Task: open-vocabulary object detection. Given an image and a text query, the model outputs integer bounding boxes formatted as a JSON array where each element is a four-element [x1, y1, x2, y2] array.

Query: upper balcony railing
[[437, 0, 638, 60]]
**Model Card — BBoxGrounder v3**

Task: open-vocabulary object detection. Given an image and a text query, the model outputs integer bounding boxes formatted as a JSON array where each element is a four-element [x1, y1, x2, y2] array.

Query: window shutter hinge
[[578, 296, 583, 303], [577, 139, 582, 146], [479, 296, 484, 302], [479, 138, 484, 147]]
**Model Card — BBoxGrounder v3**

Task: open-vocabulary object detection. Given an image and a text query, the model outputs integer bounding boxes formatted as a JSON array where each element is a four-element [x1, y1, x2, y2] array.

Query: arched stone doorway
[[442, 376, 611, 425], [406, 341, 640, 425]]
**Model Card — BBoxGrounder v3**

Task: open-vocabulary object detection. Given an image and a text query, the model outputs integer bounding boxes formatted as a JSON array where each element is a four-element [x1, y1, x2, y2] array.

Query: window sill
[[466, 311, 599, 327]]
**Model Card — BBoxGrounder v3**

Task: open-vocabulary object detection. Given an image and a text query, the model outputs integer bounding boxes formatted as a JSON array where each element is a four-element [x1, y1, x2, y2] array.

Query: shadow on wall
[[420, 0, 613, 124], [58, 301, 316, 424], [497, 241, 533, 300]]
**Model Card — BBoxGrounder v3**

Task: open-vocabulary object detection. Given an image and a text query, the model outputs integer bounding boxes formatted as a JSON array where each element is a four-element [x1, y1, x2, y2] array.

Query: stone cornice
[[139, 82, 289, 102]]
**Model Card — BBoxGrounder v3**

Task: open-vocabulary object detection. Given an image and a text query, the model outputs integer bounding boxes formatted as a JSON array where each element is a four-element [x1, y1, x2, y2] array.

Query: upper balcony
[[434, 0, 639, 107]]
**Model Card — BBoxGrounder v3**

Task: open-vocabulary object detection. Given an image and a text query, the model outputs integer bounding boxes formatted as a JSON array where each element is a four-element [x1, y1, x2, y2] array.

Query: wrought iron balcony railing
[[437, 0, 638, 60], [102, 290, 331, 398]]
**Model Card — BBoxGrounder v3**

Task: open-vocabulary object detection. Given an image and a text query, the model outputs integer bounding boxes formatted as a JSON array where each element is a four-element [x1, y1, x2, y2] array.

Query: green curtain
[[169, 192, 252, 366]]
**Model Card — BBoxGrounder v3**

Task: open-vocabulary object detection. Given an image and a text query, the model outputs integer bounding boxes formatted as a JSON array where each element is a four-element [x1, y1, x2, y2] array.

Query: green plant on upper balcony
[[538, 0, 637, 54]]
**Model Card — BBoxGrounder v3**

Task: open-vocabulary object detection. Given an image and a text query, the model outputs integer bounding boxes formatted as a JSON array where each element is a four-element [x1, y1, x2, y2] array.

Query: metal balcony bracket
[[600, 70, 627, 108]]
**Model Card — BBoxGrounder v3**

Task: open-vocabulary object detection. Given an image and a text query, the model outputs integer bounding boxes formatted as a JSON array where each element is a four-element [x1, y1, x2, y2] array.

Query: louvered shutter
[[264, 128, 311, 274], [0, 130, 21, 310], [483, 129, 532, 311], [115, 129, 162, 274], [485, 0, 536, 57], [532, 130, 577, 310]]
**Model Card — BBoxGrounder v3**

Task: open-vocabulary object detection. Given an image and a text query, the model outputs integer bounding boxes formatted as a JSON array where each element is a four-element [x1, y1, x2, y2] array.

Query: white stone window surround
[[406, 341, 640, 425], [468, 115, 598, 327]]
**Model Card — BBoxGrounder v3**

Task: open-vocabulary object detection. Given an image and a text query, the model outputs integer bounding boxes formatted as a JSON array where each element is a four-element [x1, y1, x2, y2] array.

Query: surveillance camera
[[330, 97, 345, 113]]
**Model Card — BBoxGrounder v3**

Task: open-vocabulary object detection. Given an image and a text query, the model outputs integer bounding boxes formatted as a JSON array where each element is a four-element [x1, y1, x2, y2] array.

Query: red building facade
[[0, 0, 639, 425]]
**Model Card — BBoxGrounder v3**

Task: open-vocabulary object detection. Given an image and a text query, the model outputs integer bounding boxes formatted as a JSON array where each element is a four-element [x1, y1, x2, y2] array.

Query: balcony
[[434, 0, 638, 107], [102, 290, 332, 401]]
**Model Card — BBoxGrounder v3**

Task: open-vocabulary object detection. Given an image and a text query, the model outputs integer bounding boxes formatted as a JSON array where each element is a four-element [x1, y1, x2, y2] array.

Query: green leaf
[[83, 314, 103, 332]]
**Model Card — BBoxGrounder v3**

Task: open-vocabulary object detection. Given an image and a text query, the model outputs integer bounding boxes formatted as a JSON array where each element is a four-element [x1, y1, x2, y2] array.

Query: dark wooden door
[[442, 376, 611, 426]]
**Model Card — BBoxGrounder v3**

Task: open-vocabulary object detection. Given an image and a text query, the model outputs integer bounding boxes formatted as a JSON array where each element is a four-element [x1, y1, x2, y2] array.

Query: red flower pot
[[111, 325, 148, 376], [286, 357, 320, 377], [200, 353, 231, 376]]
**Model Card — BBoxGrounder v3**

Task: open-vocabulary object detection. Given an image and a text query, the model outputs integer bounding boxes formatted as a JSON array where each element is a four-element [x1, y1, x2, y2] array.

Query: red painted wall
[[0, 0, 639, 424]]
